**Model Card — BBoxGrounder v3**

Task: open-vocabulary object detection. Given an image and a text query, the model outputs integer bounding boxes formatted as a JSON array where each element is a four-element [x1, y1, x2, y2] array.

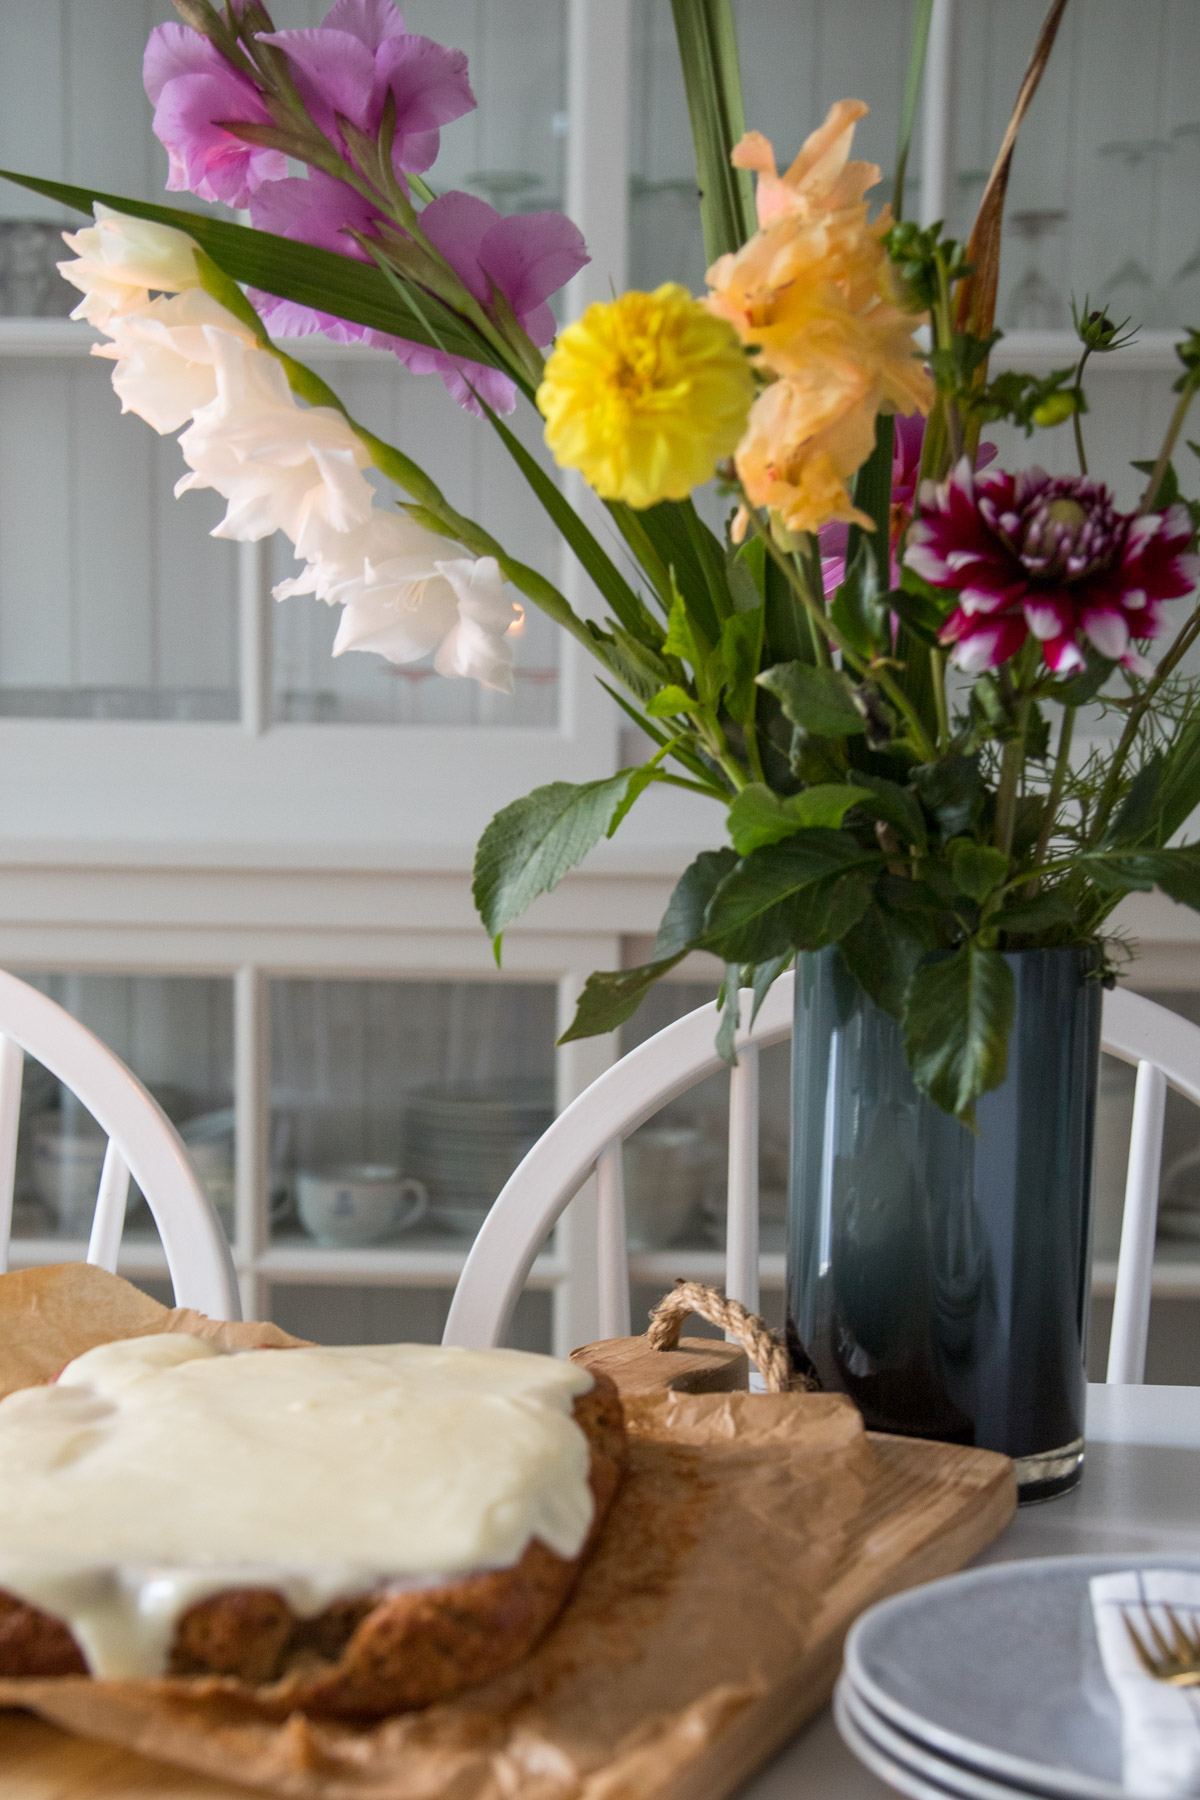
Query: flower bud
[[1031, 391, 1079, 428]]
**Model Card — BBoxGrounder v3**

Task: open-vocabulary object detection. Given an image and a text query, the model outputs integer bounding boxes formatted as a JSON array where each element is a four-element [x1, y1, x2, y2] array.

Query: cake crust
[[0, 1370, 626, 1719]]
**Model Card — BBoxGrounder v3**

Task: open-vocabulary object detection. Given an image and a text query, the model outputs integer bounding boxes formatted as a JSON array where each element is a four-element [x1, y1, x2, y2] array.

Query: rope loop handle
[[646, 1281, 816, 1394]]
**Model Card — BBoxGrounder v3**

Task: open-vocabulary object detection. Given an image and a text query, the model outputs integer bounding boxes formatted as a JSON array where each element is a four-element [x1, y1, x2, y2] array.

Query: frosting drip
[[0, 1335, 594, 1678]]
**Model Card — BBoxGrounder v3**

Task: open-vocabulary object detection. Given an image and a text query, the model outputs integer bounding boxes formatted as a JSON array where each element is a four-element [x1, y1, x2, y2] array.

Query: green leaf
[[757, 662, 865, 737], [1104, 753, 1164, 848], [892, 0, 935, 218], [474, 773, 644, 950], [843, 414, 895, 593], [750, 950, 794, 1024], [830, 537, 891, 660], [646, 684, 697, 718], [653, 848, 740, 959], [913, 754, 983, 841], [1079, 846, 1200, 908], [715, 606, 764, 725], [1161, 719, 1200, 842], [851, 774, 929, 853], [716, 962, 744, 1063], [668, 0, 755, 262], [727, 782, 871, 854], [993, 888, 1077, 934], [839, 904, 934, 1019], [949, 841, 1009, 902], [663, 588, 705, 666], [615, 498, 723, 643], [0, 169, 493, 365], [478, 401, 656, 643], [558, 958, 682, 1043], [903, 944, 1015, 1124], [702, 833, 878, 962]]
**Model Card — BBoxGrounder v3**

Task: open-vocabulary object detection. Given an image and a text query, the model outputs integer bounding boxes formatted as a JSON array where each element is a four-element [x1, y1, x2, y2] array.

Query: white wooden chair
[[0, 970, 240, 1319], [443, 974, 1200, 1386]]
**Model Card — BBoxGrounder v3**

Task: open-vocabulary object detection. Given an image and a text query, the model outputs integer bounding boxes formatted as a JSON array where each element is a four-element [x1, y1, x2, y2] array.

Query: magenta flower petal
[[906, 459, 1194, 677], [256, 28, 378, 135], [249, 168, 381, 255], [320, 0, 410, 47], [372, 35, 475, 172], [143, 24, 284, 206], [476, 210, 589, 344]]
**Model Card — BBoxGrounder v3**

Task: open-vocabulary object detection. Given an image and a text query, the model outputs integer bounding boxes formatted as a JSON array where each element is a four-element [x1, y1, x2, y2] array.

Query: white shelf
[[0, 317, 1185, 372]]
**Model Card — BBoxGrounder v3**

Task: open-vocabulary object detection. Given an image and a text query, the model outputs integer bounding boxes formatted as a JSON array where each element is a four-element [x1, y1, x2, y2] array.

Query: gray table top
[[738, 1384, 1200, 1800]]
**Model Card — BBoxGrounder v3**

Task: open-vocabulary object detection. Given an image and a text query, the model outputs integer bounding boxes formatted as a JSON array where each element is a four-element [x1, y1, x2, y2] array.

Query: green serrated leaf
[[716, 606, 764, 725], [757, 662, 865, 737], [1105, 753, 1164, 848], [838, 904, 934, 1019], [913, 754, 983, 841], [851, 774, 929, 853], [949, 840, 1009, 901], [474, 773, 643, 949], [726, 782, 871, 854], [750, 950, 794, 1024], [903, 944, 1015, 1123], [701, 833, 878, 963], [646, 684, 697, 718], [557, 958, 683, 1043], [830, 537, 891, 659], [1079, 846, 1200, 907], [653, 848, 740, 959], [994, 888, 1077, 934]]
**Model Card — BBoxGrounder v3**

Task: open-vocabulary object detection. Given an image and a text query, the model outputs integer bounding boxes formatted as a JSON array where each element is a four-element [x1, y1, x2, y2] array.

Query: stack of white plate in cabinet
[[835, 1554, 1200, 1800], [404, 1081, 554, 1235]]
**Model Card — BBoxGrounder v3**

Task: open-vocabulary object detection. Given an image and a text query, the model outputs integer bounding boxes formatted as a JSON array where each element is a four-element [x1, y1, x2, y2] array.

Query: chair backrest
[[442, 973, 1200, 1387], [0, 970, 240, 1320]]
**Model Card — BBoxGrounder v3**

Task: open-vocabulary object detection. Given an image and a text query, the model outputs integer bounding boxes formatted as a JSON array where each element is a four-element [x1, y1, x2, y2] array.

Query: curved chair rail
[[0, 970, 240, 1320], [444, 973, 1198, 1387]]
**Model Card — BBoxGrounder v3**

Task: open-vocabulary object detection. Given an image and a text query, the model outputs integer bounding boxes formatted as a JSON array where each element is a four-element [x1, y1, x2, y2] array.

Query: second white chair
[[443, 972, 1200, 1386]]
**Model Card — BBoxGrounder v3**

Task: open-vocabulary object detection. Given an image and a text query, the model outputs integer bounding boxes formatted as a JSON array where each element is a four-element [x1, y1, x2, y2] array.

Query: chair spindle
[[86, 1140, 131, 1274], [1107, 1059, 1168, 1384], [726, 1041, 760, 1315], [0, 1035, 23, 1274], [596, 1138, 631, 1339]]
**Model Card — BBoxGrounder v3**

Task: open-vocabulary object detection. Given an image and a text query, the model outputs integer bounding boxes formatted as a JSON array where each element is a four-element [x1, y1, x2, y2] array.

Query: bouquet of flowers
[[11, 0, 1200, 1123]]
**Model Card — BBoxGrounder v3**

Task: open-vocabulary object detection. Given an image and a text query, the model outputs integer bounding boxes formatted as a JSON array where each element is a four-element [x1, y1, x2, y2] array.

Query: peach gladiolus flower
[[708, 101, 931, 536], [734, 360, 879, 538]]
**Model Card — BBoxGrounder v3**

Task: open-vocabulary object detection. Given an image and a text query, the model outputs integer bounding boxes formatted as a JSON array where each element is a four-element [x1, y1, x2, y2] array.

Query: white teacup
[[31, 1121, 108, 1237], [296, 1165, 429, 1247]]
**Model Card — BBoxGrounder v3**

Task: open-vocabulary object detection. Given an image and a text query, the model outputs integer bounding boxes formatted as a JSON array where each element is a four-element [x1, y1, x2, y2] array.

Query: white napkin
[[1092, 1570, 1200, 1797]]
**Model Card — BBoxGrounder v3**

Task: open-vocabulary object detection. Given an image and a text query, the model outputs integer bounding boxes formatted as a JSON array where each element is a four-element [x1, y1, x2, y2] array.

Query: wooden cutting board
[[0, 1337, 1016, 1800]]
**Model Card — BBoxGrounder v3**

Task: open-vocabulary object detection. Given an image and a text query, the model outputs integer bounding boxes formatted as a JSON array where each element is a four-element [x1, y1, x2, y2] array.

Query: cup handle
[[393, 1177, 429, 1232]]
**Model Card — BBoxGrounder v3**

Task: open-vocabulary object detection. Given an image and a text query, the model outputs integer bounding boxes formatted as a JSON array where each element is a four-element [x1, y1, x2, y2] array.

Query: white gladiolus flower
[[58, 202, 202, 328], [176, 332, 374, 557], [91, 289, 257, 433], [278, 513, 519, 693]]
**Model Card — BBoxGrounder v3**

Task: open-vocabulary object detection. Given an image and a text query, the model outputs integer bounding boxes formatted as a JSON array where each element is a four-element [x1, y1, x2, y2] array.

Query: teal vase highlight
[[787, 946, 1102, 1501]]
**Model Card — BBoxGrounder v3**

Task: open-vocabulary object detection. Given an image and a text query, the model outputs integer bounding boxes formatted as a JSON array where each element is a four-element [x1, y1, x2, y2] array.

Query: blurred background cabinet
[[0, 0, 1197, 1371]]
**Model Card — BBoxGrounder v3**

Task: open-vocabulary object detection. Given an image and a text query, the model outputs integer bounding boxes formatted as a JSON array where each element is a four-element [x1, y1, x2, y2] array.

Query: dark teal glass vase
[[787, 946, 1101, 1501]]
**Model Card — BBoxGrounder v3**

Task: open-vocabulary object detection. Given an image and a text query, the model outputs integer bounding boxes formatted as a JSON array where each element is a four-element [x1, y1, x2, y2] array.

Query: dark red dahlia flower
[[905, 460, 1197, 676]]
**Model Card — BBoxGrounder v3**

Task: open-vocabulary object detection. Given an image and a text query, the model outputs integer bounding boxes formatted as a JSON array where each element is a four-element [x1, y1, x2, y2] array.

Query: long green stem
[[1029, 704, 1076, 882], [1091, 605, 1200, 841], [1071, 346, 1093, 475], [1140, 372, 1200, 514], [747, 511, 938, 762], [930, 647, 951, 750], [993, 647, 1037, 856]]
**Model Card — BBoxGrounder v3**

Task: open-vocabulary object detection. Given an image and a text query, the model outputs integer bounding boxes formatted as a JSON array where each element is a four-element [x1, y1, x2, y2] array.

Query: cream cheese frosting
[[0, 1334, 595, 1679]]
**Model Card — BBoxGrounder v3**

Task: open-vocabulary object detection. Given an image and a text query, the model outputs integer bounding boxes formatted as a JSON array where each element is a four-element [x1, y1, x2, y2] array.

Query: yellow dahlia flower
[[537, 284, 755, 509], [707, 102, 931, 534]]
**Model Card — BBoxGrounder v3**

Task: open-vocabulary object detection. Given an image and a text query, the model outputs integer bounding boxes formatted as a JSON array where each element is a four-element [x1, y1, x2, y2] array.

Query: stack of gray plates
[[836, 1554, 1199, 1799], [404, 1082, 554, 1234]]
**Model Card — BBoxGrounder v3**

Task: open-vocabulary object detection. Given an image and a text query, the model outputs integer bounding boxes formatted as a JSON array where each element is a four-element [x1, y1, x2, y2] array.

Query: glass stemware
[[1096, 138, 1174, 328], [1005, 208, 1069, 329]]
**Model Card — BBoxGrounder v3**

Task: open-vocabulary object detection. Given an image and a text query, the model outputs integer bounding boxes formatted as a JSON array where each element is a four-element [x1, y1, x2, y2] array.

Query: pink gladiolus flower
[[144, 24, 285, 207], [250, 178, 587, 416], [905, 461, 1198, 677], [258, 0, 475, 177]]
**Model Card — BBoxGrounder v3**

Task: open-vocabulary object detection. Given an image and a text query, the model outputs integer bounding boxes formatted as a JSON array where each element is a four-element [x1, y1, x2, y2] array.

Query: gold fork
[[1124, 1605, 1200, 1686]]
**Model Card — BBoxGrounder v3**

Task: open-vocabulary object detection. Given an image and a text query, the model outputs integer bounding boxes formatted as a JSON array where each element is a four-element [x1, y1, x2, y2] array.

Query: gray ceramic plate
[[843, 1555, 1200, 1800], [834, 1684, 993, 1800], [836, 1675, 1072, 1800]]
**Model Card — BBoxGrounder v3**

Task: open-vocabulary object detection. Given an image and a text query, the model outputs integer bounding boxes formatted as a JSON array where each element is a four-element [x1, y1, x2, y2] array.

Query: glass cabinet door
[[9, 972, 234, 1244]]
